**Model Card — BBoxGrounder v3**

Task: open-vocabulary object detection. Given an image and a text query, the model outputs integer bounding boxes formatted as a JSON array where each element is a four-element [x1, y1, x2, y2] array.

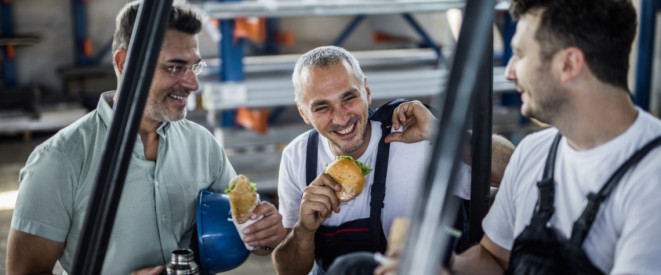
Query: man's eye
[[169, 65, 185, 72], [344, 95, 357, 102], [313, 106, 328, 112]]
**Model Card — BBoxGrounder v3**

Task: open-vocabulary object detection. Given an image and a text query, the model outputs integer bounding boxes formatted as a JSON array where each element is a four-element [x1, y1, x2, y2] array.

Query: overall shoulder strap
[[569, 135, 661, 246], [369, 122, 392, 251], [306, 130, 319, 186], [533, 133, 563, 222], [369, 98, 411, 124]]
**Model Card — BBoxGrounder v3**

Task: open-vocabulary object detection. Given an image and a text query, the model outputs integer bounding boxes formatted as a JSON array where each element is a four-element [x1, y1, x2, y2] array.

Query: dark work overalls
[[305, 99, 412, 274], [505, 133, 661, 275]]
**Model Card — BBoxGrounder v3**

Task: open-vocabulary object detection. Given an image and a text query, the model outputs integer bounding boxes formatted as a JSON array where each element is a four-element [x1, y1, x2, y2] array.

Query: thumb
[[151, 265, 165, 275], [131, 266, 164, 275], [146, 266, 164, 275], [384, 132, 404, 143]]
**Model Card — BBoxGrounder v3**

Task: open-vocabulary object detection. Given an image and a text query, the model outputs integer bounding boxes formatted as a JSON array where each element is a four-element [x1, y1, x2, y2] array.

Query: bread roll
[[227, 174, 259, 224], [325, 158, 367, 202]]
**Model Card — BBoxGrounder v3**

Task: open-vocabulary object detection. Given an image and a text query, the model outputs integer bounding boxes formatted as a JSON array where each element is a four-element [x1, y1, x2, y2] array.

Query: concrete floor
[[0, 132, 278, 274]]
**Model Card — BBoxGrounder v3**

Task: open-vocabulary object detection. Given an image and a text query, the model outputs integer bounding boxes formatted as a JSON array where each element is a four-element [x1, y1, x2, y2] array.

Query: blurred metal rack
[[197, 0, 465, 19], [201, 48, 516, 110]]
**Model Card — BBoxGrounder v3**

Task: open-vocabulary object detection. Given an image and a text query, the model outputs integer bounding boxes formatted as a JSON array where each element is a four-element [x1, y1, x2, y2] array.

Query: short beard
[[330, 137, 365, 155], [327, 116, 366, 154], [144, 89, 188, 122], [525, 62, 569, 124]]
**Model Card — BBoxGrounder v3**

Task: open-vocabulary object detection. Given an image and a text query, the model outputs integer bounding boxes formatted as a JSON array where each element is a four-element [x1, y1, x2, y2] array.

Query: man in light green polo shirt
[[7, 2, 286, 274]]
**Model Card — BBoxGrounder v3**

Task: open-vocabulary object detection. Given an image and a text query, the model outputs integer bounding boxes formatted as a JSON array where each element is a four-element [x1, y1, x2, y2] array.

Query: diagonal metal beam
[[469, 29, 493, 245], [70, 0, 173, 274], [399, 0, 496, 273]]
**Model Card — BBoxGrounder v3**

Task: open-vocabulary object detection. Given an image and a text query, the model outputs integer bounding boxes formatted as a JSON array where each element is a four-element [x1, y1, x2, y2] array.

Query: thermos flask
[[166, 249, 199, 275]]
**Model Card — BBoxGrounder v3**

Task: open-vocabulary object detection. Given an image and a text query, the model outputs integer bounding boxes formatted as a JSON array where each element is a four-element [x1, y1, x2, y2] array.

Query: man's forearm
[[452, 244, 506, 275], [272, 225, 316, 275]]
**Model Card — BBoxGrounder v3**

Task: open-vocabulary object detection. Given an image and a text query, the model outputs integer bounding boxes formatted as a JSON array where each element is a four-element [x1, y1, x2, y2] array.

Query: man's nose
[[504, 57, 517, 81], [180, 69, 200, 91], [332, 107, 350, 126]]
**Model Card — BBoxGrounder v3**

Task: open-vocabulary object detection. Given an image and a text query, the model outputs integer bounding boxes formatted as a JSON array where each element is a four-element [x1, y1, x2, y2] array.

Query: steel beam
[[634, 0, 660, 111], [399, 0, 496, 273], [70, 1, 173, 274]]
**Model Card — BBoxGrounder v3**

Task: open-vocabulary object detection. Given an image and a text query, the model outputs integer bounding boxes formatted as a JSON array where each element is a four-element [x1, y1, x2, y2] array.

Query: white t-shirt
[[278, 120, 471, 237], [483, 109, 661, 274]]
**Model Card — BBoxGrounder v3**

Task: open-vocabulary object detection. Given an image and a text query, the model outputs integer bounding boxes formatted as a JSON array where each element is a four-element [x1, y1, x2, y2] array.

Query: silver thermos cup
[[166, 249, 199, 275]]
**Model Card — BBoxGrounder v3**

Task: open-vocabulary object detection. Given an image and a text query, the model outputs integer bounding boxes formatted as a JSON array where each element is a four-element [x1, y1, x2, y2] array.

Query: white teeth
[[170, 95, 187, 100], [337, 123, 355, 135]]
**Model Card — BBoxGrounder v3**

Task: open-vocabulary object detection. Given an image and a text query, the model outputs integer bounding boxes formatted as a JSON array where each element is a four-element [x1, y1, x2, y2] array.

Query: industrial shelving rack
[[195, 0, 516, 113]]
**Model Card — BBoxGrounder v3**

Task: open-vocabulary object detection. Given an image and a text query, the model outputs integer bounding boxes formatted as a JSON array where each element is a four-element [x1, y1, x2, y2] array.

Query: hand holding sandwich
[[298, 173, 342, 233], [226, 174, 286, 255], [297, 156, 372, 234]]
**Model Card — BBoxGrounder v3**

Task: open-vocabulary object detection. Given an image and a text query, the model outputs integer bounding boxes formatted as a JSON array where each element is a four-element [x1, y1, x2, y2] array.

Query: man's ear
[[113, 49, 128, 76], [364, 78, 372, 105], [557, 47, 585, 83], [296, 103, 311, 125]]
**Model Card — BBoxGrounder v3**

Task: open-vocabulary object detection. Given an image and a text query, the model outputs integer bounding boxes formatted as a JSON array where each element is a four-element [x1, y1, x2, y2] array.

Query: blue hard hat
[[196, 190, 250, 274]]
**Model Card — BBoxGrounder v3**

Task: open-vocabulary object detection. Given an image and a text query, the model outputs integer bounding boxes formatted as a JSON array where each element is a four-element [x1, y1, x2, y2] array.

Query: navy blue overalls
[[506, 134, 661, 275], [304, 99, 412, 274]]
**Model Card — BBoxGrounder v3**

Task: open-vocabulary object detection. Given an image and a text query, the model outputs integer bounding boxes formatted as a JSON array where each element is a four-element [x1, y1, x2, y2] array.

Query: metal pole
[[634, 0, 658, 111], [71, 0, 91, 66], [1, 0, 17, 88], [218, 0, 244, 128], [70, 0, 173, 274], [469, 28, 493, 245], [399, 0, 495, 273]]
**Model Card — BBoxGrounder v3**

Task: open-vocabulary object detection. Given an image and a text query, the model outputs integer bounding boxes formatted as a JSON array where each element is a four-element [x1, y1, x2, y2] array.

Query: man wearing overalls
[[449, 0, 661, 274], [271, 46, 474, 275]]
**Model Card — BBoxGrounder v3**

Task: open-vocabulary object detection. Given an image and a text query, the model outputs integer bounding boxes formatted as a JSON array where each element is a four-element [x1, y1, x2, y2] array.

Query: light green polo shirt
[[12, 91, 237, 274]]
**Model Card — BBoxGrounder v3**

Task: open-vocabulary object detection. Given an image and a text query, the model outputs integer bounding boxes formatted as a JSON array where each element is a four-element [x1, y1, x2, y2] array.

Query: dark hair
[[510, 0, 637, 90], [112, 1, 202, 53]]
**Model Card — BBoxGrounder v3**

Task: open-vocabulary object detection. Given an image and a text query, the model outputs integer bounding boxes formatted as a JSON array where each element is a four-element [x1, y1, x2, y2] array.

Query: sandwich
[[388, 217, 410, 250], [225, 174, 259, 224], [324, 156, 373, 202]]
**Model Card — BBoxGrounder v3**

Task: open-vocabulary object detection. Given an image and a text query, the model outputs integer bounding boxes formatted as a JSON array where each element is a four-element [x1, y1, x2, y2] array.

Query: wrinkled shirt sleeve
[[12, 144, 75, 242]]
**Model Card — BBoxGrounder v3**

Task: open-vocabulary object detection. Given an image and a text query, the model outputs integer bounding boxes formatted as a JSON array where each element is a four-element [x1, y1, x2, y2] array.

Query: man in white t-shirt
[[270, 46, 499, 275], [444, 0, 661, 274]]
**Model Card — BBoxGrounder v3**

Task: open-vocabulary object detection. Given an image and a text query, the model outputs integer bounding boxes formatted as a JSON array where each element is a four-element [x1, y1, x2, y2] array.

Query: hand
[[297, 173, 341, 233], [131, 266, 164, 275], [490, 135, 514, 187], [374, 245, 403, 275], [463, 133, 515, 187], [385, 101, 437, 143], [243, 201, 287, 250]]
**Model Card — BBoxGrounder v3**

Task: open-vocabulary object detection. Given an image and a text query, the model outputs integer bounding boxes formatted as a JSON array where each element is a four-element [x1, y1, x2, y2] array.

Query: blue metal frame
[[402, 13, 446, 65], [219, 0, 244, 127], [332, 15, 365, 46], [264, 18, 280, 54], [93, 38, 114, 65], [331, 13, 446, 65], [72, 0, 91, 66], [634, 0, 660, 111], [500, 11, 516, 65], [1, 0, 17, 87]]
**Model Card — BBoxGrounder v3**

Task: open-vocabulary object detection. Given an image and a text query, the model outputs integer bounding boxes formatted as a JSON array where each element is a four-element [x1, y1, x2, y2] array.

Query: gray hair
[[292, 46, 365, 103], [112, 1, 202, 53]]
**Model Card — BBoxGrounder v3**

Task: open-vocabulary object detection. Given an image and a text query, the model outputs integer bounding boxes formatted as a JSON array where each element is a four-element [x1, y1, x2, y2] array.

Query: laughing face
[[297, 60, 372, 159], [113, 30, 200, 130], [137, 30, 201, 126]]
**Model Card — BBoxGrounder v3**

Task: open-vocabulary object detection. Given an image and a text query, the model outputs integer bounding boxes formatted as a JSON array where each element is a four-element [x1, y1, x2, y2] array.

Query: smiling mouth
[[333, 121, 358, 138], [337, 122, 355, 135], [170, 94, 187, 100]]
